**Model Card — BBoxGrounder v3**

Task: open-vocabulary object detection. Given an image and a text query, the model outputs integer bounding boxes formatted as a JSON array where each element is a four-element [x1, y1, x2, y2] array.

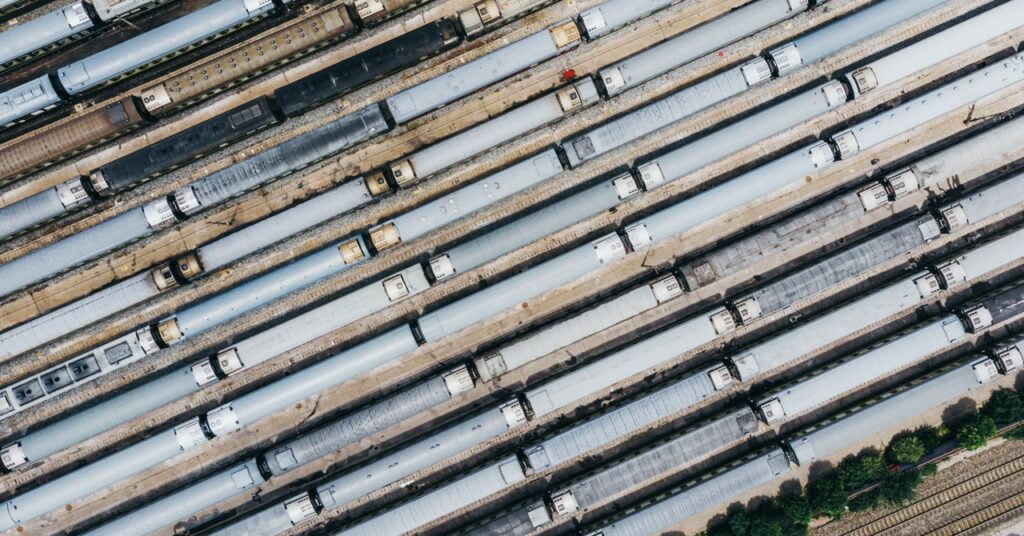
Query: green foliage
[[848, 489, 882, 512], [919, 463, 937, 477], [956, 414, 998, 450], [878, 469, 924, 507], [982, 388, 1024, 427], [1004, 426, 1024, 441], [748, 516, 783, 536], [837, 454, 887, 490], [913, 426, 944, 452], [728, 510, 751, 536], [777, 493, 811, 527], [888, 436, 927, 464], [807, 473, 847, 519]]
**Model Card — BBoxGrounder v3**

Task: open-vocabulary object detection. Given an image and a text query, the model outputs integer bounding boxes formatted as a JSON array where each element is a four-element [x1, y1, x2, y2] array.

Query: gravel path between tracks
[[816, 438, 1024, 536]]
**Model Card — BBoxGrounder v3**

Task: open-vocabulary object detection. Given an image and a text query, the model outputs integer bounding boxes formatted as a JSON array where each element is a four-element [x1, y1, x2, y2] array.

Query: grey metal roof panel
[[189, 106, 386, 208], [564, 409, 758, 512], [747, 219, 928, 315], [770, 316, 965, 419], [681, 192, 864, 289], [979, 282, 1024, 326], [230, 327, 417, 427], [844, 55, 1024, 153], [176, 238, 367, 337], [911, 117, 1024, 191], [855, 1, 1024, 91], [639, 144, 822, 243], [266, 376, 451, 475], [337, 456, 525, 536], [20, 366, 198, 461], [737, 277, 924, 380], [791, 360, 987, 465], [57, 0, 274, 94], [642, 84, 840, 188], [525, 315, 718, 418], [0, 75, 60, 126], [0, 271, 158, 360], [956, 227, 1024, 281], [527, 365, 721, 471], [389, 150, 561, 243], [84, 459, 265, 536], [0, 187, 65, 239], [957, 172, 1024, 225], [578, 0, 675, 39], [407, 93, 567, 179], [467, 503, 545, 536], [318, 407, 509, 510], [600, 0, 799, 96], [230, 265, 429, 367], [590, 450, 789, 536], [488, 285, 657, 381], [0, 3, 92, 76], [565, 67, 748, 167], [443, 176, 623, 277], [418, 235, 624, 343], [2, 428, 183, 530], [386, 28, 561, 124], [790, 0, 946, 66], [196, 178, 373, 271], [0, 207, 149, 297]]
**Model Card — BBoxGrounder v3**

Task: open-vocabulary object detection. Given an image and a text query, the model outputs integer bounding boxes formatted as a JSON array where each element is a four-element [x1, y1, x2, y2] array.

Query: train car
[[90, 97, 278, 194], [386, 78, 598, 186], [335, 455, 527, 536], [138, 4, 357, 115], [272, 19, 460, 118], [92, 0, 169, 21], [0, 104, 386, 298], [428, 171, 640, 282], [0, 2, 93, 66], [576, 0, 677, 40], [0, 177, 377, 361], [455, 0, 555, 38], [0, 97, 146, 183], [0, 262, 430, 468], [0, 98, 278, 239], [384, 19, 582, 125], [368, 150, 563, 251], [0, 75, 62, 127], [56, 0, 283, 95]]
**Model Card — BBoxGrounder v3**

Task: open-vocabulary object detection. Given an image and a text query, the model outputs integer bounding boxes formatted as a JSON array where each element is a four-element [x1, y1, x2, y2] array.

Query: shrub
[[807, 473, 847, 518], [879, 469, 923, 507], [914, 426, 944, 452], [919, 463, 937, 478], [888, 436, 927, 464], [728, 509, 751, 536], [838, 454, 887, 490], [956, 415, 998, 450], [848, 489, 882, 512], [749, 516, 783, 536], [1005, 426, 1024, 441], [981, 388, 1024, 427], [777, 493, 811, 527]]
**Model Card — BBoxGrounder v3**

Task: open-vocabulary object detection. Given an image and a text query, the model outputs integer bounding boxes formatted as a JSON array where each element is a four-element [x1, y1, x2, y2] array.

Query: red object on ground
[[562, 69, 576, 81]]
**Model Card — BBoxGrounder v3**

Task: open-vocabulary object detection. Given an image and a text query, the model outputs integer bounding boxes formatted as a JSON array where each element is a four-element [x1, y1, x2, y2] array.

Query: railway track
[[843, 453, 1024, 536]]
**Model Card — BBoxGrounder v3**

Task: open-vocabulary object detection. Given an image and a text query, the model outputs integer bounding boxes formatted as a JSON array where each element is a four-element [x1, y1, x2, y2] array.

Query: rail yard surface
[[2, 0, 1024, 535]]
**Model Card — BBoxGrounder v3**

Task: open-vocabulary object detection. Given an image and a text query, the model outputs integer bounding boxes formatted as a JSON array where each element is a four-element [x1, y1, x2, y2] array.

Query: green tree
[[838, 454, 887, 489], [956, 415, 997, 450], [914, 426, 944, 451], [728, 509, 751, 536], [982, 388, 1024, 427], [888, 436, 927, 464], [1005, 427, 1024, 441], [749, 516, 783, 536], [807, 473, 847, 518], [879, 469, 924, 507], [848, 489, 882, 512], [777, 493, 811, 527]]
